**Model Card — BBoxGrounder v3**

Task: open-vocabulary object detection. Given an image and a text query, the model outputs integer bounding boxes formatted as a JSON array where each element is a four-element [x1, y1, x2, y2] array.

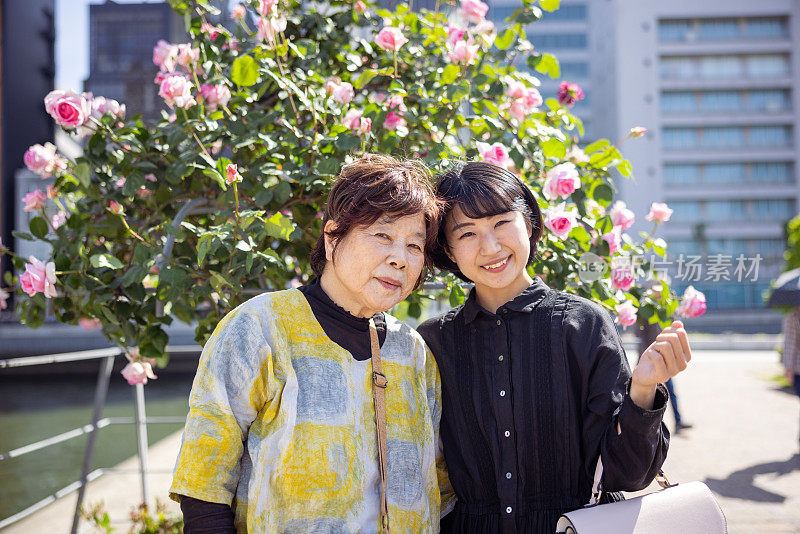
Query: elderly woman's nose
[[387, 243, 410, 269]]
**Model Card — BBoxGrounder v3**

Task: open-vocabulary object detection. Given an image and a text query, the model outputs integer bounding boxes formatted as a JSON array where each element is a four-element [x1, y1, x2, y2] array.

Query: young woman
[[171, 155, 453, 533], [418, 161, 691, 533]]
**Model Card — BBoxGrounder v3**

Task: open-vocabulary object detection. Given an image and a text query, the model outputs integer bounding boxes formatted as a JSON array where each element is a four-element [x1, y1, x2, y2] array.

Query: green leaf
[[591, 183, 614, 204], [12, 230, 35, 241], [539, 0, 560, 11], [541, 138, 566, 159], [197, 234, 213, 267], [318, 157, 341, 175], [263, 212, 296, 241], [617, 159, 632, 178], [90, 253, 124, 270], [495, 28, 517, 50], [449, 283, 465, 307], [74, 162, 91, 188], [440, 64, 460, 85], [585, 139, 610, 154], [29, 217, 49, 239], [535, 53, 560, 78], [231, 55, 259, 86], [334, 133, 361, 151], [273, 181, 292, 204], [354, 69, 382, 89]]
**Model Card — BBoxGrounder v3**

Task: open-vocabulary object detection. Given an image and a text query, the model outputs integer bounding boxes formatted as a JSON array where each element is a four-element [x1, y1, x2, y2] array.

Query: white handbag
[[555, 458, 727, 533]]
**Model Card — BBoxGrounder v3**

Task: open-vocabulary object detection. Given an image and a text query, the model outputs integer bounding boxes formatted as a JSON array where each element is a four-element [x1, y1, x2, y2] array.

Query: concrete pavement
[[2, 349, 799, 533]]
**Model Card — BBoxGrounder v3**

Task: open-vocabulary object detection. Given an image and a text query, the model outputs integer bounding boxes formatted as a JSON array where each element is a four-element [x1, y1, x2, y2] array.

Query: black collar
[[462, 277, 549, 324]]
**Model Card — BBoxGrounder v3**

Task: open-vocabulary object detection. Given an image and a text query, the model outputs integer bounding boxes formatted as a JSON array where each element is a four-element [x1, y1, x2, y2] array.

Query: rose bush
[[0, 0, 700, 365]]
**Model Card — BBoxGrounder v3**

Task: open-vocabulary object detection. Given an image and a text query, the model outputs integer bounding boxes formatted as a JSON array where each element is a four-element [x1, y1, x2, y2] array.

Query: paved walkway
[[3, 349, 799, 533]]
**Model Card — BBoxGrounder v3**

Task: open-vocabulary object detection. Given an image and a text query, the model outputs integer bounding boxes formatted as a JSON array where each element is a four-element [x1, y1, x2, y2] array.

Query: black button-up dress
[[417, 279, 669, 534]]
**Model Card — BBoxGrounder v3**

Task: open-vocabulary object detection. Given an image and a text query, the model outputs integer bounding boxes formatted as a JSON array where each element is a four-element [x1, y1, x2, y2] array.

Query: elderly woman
[[170, 154, 454, 533]]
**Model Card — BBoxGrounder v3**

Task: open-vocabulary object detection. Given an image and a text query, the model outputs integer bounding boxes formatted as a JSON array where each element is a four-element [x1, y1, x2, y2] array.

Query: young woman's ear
[[323, 220, 338, 262]]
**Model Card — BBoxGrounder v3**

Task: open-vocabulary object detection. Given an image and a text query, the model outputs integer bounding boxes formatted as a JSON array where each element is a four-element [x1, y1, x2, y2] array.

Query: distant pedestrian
[[781, 307, 800, 450]]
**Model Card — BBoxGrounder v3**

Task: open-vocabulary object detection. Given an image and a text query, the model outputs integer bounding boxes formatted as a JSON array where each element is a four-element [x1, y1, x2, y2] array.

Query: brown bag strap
[[369, 319, 390, 534]]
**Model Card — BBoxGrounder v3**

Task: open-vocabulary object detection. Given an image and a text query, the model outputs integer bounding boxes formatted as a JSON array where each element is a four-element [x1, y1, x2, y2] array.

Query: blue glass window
[[698, 20, 739, 40], [745, 18, 789, 39], [661, 92, 696, 113], [706, 201, 746, 220], [704, 127, 744, 148], [701, 91, 742, 112], [559, 62, 590, 79], [669, 201, 701, 221], [705, 164, 744, 183], [662, 128, 698, 150], [531, 33, 588, 50], [660, 58, 696, 79], [751, 162, 793, 183], [659, 20, 692, 42], [745, 55, 790, 77], [663, 164, 699, 184], [750, 126, 791, 146], [753, 199, 794, 219], [542, 4, 587, 22], [748, 90, 790, 112], [699, 56, 742, 79]]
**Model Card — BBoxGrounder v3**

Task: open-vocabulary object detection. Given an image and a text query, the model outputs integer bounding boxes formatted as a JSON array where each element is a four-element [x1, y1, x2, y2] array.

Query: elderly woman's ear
[[323, 220, 339, 263]]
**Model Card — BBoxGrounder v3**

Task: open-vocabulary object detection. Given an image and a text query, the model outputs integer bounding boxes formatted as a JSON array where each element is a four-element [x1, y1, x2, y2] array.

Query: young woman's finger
[[651, 341, 678, 377], [659, 332, 687, 372]]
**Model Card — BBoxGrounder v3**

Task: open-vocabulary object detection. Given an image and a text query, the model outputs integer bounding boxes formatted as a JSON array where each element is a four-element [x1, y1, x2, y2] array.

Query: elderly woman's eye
[[375, 232, 391, 240], [408, 243, 423, 252]]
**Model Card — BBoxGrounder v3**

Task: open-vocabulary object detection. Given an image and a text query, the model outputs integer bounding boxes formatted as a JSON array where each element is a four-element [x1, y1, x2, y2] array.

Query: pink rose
[[386, 94, 407, 112], [231, 4, 247, 19], [557, 81, 584, 107], [153, 40, 177, 71], [383, 111, 406, 131], [256, 16, 287, 42], [19, 256, 58, 298], [115, 177, 126, 189], [677, 286, 707, 318], [51, 211, 67, 230], [543, 162, 580, 201], [159, 74, 196, 109], [614, 301, 638, 330], [121, 361, 157, 386], [610, 265, 635, 291], [474, 19, 496, 41], [543, 203, 578, 239], [79, 317, 101, 330], [629, 126, 647, 138], [257, 0, 278, 17], [331, 82, 354, 105], [447, 39, 478, 65], [447, 24, 466, 45], [24, 143, 67, 178], [374, 27, 408, 52], [355, 0, 366, 13], [601, 227, 622, 255], [46, 185, 58, 199], [461, 0, 488, 23], [44, 90, 91, 129], [609, 200, 635, 230], [22, 189, 47, 212], [646, 202, 673, 223], [0, 287, 8, 310], [343, 108, 363, 130], [201, 22, 221, 40], [200, 84, 232, 111], [358, 116, 372, 134], [145, 174, 157, 182], [108, 200, 124, 215], [91, 96, 126, 121], [226, 163, 241, 184], [476, 142, 510, 167], [566, 145, 589, 164], [176, 44, 200, 68]]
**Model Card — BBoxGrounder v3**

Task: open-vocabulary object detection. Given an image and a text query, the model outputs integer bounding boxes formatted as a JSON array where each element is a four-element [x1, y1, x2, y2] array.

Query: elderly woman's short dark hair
[[431, 161, 543, 282], [310, 154, 441, 284]]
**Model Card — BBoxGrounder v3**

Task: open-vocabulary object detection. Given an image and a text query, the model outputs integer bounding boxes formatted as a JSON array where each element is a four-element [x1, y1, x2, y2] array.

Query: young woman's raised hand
[[630, 321, 692, 409]]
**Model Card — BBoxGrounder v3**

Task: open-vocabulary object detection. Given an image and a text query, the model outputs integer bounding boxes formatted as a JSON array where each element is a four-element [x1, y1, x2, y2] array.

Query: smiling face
[[445, 206, 534, 311], [320, 212, 427, 318]]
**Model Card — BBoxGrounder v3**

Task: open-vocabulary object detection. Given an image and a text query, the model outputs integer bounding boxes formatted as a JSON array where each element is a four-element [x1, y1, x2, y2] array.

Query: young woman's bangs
[[451, 180, 523, 221]]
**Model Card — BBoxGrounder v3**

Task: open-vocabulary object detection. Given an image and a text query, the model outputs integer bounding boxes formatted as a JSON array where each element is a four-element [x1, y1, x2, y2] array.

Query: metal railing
[[0, 346, 198, 533]]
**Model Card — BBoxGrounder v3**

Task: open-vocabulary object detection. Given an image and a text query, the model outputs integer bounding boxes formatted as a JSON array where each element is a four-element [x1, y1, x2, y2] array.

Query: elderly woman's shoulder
[[215, 288, 308, 329]]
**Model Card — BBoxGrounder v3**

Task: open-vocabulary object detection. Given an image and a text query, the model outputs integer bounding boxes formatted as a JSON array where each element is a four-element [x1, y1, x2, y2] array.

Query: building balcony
[[657, 39, 794, 57], [661, 148, 796, 162], [658, 77, 792, 91], [660, 113, 795, 127]]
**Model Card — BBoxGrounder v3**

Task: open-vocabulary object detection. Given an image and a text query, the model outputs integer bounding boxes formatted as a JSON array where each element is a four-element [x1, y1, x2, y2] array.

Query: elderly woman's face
[[322, 212, 427, 317]]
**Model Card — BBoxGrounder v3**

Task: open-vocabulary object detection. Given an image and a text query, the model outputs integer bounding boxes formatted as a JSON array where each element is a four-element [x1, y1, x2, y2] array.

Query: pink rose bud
[[226, 163, 241, 184], [646, 202, 673, 223], [386, 94, 407, 111], [0, 287, 9, 311], [343, 108, 363, 130], [24, 142, 67, 178], [200, 84, 232, 112], [152, 40, 177, 71], [145, 173, 157, 182], [79, 317, 101, 330], [159, 74, 196, 109], [121, 361, 157, 386], [543, 203, 578, 239], [22, 189, 47, 212], [331, 82, 355, 105], [231, 4, 247, 19], [557, 81, 584, 107], [92, 96, 126, 120], [19, 256, 58, 298], [108, 200, 124, 215], [115, 177, 126, 189], [677, 286, 707, 318], [43, 89, 91, 129], [256, 16, 287, 42], [566, 145, 589, 164], [355, 0, 366, 12], [476, 141, 511, 168], [601, 227, 622, 255], [614, 301, 638, 330], [447, 39, 478, 65], [610, 265, 635, 291], [461, 0, 489, 23], [543, 162, 581, 201], [609, 200, 635, 230], [383, 111, 406, 131], [46, 185, 58, 199], [358, 116, 372, 134], [629, 126, 647, 138], [201, 22, 220, 40], [258, 0, 278, 17], [176, 44, 200, 68], [374, 27, 408, 52], [51, 211, 67, 230]]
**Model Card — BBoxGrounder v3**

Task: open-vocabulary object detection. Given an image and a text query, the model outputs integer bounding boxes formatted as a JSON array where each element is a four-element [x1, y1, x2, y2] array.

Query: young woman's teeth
[[483, 258, 508, 270]]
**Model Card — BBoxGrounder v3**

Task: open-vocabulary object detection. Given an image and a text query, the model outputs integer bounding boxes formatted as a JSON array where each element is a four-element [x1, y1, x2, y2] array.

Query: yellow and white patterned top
[[170, 288, 454, 533]]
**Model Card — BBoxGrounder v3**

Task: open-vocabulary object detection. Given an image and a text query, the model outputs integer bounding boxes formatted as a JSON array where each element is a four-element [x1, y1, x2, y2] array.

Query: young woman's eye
[[495, 219, 511, 228], [457, 231, 475, 239]]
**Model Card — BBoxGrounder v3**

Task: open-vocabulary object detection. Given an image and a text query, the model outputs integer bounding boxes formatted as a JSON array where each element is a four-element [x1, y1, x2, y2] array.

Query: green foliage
[[6, 0, 679, 364], [784, 213, 800, 271]]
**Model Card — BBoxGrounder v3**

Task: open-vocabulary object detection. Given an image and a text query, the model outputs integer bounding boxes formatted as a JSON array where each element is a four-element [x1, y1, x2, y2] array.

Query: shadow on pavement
[[704, 453, 800, 503]]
